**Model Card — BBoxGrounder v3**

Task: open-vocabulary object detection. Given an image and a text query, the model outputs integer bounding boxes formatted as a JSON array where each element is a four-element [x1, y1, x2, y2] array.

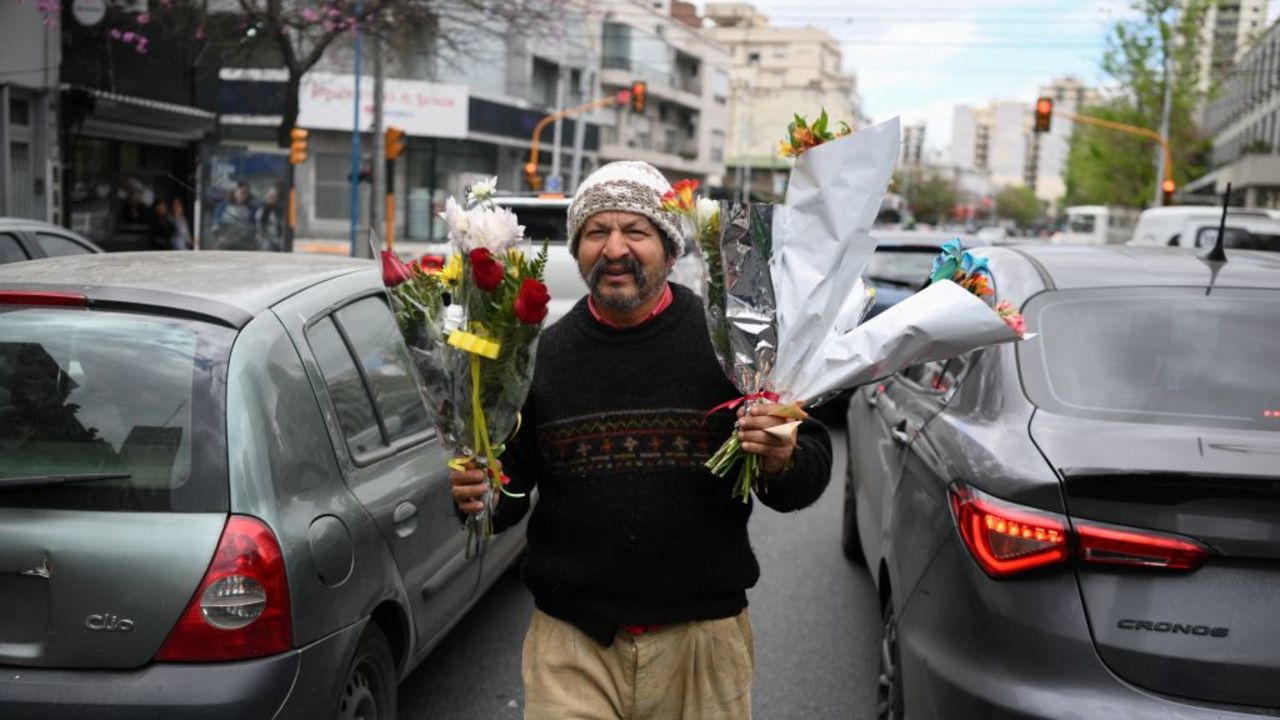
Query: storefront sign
[[72, 0, 106, 26], [298, 73, 468, 139]]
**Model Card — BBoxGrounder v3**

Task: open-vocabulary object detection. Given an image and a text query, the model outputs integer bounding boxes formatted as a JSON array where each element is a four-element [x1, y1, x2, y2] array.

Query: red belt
[[620, 623, 667, 636]]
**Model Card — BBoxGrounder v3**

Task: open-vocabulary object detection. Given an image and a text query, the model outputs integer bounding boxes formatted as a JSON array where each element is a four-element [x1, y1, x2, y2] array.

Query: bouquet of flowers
[[671, 114, 1029, 502], [380, 179, 550, 555]]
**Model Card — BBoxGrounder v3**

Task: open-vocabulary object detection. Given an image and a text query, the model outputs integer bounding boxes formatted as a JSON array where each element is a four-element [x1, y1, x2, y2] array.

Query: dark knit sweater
[[492, 283, 833, 646]]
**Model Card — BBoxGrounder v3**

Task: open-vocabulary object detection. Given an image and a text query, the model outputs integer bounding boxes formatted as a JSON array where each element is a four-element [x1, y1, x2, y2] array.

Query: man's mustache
[[587, 256, 646, 288]]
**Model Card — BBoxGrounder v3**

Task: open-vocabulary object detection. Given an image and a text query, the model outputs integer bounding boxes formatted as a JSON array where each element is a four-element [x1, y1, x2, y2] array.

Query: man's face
[[576, 211, 673, 313]]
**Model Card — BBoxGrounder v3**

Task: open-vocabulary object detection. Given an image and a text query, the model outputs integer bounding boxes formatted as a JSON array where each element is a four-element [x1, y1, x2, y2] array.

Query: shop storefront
[[61, 90, 213, 252]]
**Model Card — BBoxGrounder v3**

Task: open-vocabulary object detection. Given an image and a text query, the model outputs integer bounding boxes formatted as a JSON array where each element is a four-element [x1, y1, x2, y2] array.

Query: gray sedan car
[[0, 252, 526, 719], [844, 245, 1280, 718]]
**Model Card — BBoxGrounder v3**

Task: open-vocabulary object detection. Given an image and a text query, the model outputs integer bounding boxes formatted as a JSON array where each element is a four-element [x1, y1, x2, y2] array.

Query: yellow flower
[[440, 253, 463, 287]]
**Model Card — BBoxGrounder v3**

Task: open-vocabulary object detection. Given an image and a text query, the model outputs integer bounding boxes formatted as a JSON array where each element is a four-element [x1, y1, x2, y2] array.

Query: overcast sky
[[697, 0, 1280, 151]]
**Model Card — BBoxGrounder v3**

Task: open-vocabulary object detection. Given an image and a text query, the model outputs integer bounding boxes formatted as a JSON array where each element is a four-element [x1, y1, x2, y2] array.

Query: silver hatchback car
[[0, 252, 526, 719]]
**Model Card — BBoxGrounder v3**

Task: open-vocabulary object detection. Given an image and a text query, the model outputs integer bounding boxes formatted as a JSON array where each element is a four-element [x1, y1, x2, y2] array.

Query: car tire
[[877, 602, 904, 720], [841, 467, 866, 564], [337, 623, 397, 720]]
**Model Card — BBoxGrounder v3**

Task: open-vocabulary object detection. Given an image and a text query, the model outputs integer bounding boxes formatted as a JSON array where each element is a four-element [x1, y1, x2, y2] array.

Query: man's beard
[[585, 256, 664, 312]]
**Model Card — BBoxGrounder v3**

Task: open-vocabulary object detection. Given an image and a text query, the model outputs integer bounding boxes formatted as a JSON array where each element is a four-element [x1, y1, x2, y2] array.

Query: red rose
[[514, 278, 550, 325], [380, 250, 413, 287], [469, 248, 505, 291]]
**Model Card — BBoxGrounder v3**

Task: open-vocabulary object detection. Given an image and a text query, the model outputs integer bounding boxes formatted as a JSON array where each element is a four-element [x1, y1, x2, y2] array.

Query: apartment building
[[1196, 17, 1280, 208], [597, 0, 731, 186], [1196, 0, 1271, 98], [0, 1, 60, 224], [950, 102, 1029, 190], [705, 2, 861, 199]]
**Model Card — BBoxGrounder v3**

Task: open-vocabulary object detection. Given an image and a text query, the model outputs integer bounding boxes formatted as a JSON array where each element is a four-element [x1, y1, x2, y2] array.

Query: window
[[36, 233, 93, 257], [308, 297, 432, 463], [333, 297, 432, 443], [9, 97, 30, 126], [711, 129, 725, 163], [309, 317, 383, 459], [748, 51, 760, 64], [0, 233, 29, 263]]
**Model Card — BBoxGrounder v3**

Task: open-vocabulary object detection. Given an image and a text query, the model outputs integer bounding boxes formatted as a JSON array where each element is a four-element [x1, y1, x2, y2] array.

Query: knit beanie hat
[[567, 161, 685, 258]]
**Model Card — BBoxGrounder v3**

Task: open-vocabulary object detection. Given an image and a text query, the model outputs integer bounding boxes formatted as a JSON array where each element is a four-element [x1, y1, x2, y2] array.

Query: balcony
[[601, 56, 702, 100]]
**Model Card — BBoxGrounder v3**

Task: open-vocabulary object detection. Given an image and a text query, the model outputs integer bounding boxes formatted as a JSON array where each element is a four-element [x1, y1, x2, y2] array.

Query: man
[[451, 161, 832, 719]]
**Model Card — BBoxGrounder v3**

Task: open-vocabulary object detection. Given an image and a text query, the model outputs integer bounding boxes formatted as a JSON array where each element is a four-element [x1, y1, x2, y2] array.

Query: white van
[[1127, 205, 1280, 247], [1052, 205, 1139, 245]]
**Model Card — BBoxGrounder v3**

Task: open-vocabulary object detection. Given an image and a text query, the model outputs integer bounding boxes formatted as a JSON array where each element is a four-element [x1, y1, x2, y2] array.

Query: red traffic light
[[630, 81, 647, 113], [1161, 178, 1176, 193], [1034, 97, 1053, 133]]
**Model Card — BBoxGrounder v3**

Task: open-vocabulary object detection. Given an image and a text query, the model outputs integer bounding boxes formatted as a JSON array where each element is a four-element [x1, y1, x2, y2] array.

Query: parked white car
[[1126, 205, 1280, 247], [1172, 215, 1280, 252]]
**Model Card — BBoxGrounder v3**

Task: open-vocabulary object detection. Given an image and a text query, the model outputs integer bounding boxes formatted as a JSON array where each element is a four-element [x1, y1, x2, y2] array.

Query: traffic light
[[288, 128, 309, 164], [524, 162, 542, 191], [1162, 178, 1176, 204], [630, 81, 647, 113], [1034, 97, 1053, 133], [385, 126, 407, 160]]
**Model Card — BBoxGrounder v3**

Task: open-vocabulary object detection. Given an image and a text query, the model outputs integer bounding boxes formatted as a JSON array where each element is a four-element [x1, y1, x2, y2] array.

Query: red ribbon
[[704, 391, 781, 423]]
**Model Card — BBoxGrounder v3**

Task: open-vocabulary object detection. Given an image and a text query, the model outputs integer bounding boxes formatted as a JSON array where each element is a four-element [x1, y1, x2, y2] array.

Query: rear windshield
[[0, 307, 234, 511], [501, 205, 568, 245], [1019, 288, 1280, 431]]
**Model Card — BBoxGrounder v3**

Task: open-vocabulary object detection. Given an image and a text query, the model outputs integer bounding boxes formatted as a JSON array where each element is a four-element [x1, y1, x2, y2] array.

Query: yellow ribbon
[[448, 330, 500, 359]]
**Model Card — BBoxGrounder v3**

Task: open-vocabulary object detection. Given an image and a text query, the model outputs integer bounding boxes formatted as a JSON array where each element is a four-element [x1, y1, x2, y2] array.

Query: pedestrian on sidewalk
[[450, 160, 833, 720]]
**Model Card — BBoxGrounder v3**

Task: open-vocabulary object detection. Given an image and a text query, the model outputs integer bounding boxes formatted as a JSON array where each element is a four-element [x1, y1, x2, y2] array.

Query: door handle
[[891, 420, 911, 446], [393, 501, 418, 538], [865, 390, 880, 408]]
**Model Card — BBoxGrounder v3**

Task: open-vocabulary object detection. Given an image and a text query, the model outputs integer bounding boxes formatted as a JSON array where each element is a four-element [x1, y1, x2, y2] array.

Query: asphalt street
[[398, 428, 883, 719]]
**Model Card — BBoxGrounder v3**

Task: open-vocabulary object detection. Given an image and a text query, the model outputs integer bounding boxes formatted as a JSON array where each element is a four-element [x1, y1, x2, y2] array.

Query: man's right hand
[[450, 463, 492, 515]]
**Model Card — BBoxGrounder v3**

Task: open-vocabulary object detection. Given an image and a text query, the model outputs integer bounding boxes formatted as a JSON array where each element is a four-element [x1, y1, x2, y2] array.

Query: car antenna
[[1202, 182, 1231, 263]]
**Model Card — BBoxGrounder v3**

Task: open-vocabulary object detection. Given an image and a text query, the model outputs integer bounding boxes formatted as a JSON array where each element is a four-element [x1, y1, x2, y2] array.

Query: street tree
[[994, 185, 1041, 229], [1063, 0, 1213, 208], [895, 167, 958, 226]]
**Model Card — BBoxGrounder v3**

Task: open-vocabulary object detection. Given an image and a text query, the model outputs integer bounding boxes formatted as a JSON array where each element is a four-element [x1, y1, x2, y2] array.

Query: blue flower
[[960, 251, 990, 278], [930, 239, 965, 284]]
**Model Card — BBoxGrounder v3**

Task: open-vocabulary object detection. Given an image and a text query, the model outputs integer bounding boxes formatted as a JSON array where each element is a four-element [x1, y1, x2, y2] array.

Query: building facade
[[901, 123, 925, 167], [950, 102, 1029, 190], [597, 0, 731, 188], [1196, 0, 1271, 99], [705, 2, 860, 200], [217, 1, 603, 244], [1198, 17, 1280, 208], [0, 2, 62, 224]]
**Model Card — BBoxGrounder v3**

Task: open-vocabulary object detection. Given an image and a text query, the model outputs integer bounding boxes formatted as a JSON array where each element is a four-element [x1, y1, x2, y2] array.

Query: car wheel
[[841, 468, 866, 564], [877, 603, 904, 720], [338, 624, 397, 720]]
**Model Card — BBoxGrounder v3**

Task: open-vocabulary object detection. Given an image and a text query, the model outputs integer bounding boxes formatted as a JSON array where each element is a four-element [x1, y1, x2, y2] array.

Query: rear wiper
[[0, 473, 132, 491]]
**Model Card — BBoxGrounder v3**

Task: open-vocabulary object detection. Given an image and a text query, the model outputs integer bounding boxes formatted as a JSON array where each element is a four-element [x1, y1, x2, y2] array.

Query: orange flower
[[957, 271, 994, 297], [661, 178, 699, 215]]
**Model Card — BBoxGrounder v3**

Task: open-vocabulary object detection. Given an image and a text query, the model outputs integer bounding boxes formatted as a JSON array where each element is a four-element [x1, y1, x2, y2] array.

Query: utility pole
[[369, 28, 385, 258], [348, 0, 364, 256], [569, 1, 597, 194], [1154, 7, 1175, 207], [549, 14, 568, 192]]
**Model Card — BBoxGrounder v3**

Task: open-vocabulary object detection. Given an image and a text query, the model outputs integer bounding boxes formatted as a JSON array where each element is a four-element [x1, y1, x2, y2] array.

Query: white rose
[[467, 176, 498, 206], [464, 205, 525, 252]]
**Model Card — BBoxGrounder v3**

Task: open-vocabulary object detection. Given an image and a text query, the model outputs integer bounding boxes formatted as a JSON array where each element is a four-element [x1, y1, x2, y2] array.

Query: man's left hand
[[737, 403, 800, 476]]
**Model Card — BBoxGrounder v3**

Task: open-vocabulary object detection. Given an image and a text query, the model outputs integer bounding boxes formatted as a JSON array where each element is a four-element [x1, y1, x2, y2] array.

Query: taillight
[[1075, 521, 1211, 571], [0, 290, 88, 307], [949, 483, 1214, 578], [155, 515, 292, 662], [949, 484, 1070, 576]]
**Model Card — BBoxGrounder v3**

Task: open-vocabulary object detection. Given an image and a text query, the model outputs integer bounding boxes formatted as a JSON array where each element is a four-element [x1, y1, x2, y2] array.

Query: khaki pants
[[521, 608, 755, 720]]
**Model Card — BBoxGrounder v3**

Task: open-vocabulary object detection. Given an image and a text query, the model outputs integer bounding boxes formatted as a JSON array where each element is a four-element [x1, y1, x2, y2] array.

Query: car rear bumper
[[896, 538, 1268, 719], [0, 620, 365, 720]]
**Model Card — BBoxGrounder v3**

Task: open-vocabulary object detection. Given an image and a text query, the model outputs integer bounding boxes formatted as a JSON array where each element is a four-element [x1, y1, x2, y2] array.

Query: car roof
[[0, 218, 91, 235], [0, 251, 372, 327], [994, 244, 1280, 290], [493, 196, 572, 208]]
